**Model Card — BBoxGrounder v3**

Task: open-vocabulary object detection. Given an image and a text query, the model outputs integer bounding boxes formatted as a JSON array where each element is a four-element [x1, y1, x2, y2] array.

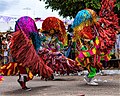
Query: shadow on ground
[[53, 78, 76, 81], [77, 81, 119, 88], [2, 85, 52, 95], [33, 78, 76, 81]]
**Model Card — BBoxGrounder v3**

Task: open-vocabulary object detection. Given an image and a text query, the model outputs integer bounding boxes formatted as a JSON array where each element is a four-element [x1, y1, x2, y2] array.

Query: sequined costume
[[72, 0, 119, 85]]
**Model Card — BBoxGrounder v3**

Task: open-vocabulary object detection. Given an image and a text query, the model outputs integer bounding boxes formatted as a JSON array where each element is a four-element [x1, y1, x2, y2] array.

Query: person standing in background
[[1, 36, 8, 64], [6, 33, 13, 63], [116, 33, 120, 58], [65, 24, 76, 60], [115, 32, 120, 69], [0, 35, 3, 67]]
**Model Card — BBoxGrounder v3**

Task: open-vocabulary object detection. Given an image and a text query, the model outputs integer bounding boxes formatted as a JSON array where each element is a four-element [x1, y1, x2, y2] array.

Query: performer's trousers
[[18, 66, 30, 88], [87, 66, 96, 78]]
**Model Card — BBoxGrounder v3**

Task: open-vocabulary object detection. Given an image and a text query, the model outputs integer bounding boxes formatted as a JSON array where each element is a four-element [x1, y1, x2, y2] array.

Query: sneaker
[[50, 74, 54, 80], [93, 79, 98, 82], [87, 80, 98, 86], [22, 87, 31, 91], [84, 75, 92, 83], [17, 79, 22, 87]]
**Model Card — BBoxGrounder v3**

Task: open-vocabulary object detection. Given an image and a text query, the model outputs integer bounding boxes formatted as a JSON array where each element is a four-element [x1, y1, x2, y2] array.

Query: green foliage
[[40, 0, 119, 19], [114, 0, 120, 18]]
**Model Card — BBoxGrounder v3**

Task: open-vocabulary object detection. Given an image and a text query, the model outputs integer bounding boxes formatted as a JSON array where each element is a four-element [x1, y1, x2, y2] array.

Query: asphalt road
[[0, 75, 120, 96]]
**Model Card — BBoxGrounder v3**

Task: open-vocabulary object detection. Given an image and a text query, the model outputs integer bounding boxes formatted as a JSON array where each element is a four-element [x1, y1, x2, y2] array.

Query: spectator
[[6, 33, 13, 63], [1, 37, 8, 64], [65, 24, 75, 60]]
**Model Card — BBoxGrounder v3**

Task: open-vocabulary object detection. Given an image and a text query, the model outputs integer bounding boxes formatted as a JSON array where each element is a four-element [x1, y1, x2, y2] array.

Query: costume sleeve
[[10, 30, 53, 78]]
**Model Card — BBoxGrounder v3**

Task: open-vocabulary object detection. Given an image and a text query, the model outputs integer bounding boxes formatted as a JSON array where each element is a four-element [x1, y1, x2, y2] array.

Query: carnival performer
[[65, 24, 76, 60], [0, 16, 53, 91], [72, 0, 119, 85], [42, 17, 82, 75], [41, 17, 66, 53], [40, 17, 82, 76]]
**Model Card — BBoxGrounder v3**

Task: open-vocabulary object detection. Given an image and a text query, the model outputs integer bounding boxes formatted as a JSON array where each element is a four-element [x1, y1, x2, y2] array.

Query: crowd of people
[[0, 32, 13, 66]]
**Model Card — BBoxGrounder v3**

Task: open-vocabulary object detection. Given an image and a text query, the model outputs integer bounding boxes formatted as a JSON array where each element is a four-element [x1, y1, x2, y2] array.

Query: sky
[[0, 0, 67, 31], [0, 0, 63, 19]]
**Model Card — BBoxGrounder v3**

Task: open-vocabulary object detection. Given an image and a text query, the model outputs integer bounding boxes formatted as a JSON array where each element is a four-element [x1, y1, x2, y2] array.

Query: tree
[[40, 0, 120, 19]]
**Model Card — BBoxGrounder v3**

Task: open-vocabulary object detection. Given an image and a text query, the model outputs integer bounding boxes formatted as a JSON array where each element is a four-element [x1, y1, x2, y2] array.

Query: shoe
[[93, 79, 98, 82], [17, 79, 22, 87], [50, 74, 54, 80], [22, 87, 31, 91], [84, 75, 92, 82], [18, 79, 31, 91], [87, 80, 98, 86]]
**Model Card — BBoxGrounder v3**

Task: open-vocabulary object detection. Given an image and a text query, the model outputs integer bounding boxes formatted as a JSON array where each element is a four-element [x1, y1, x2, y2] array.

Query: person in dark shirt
[[65, 24, 75, 60]]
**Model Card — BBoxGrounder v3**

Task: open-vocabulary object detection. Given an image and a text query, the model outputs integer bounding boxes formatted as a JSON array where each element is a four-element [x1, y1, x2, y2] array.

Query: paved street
[[0, 75, 120, 96]]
